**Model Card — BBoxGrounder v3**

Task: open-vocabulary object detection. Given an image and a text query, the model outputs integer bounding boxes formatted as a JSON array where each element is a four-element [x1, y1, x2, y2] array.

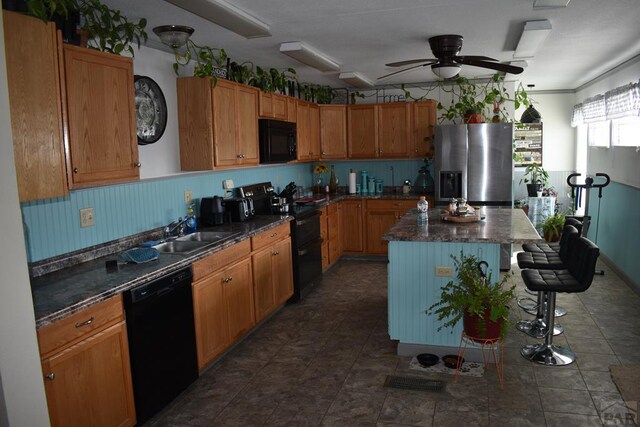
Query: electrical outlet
[[80, 208, 94, 228], [435, 266, 452, 277], [184, 190, 192, 205], [223, 179, 234, 189]]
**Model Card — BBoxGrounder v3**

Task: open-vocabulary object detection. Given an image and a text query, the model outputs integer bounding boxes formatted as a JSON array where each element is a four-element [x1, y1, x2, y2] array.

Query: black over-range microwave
[[259, 119, 297, 164]]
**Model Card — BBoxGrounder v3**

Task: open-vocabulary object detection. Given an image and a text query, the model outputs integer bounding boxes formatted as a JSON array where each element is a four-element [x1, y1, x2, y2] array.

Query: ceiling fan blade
[[455, 58, 524, 75], [458, 55, 497, 62], [385, 59, 436, 67], [378, 63, 429, 80]]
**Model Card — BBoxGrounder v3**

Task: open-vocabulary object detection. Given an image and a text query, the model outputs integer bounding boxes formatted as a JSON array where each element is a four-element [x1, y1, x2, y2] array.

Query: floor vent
[[383, 375, 446, 392]]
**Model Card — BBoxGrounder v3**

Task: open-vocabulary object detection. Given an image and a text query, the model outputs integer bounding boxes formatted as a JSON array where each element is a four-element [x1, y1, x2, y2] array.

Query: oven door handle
[[295, 210, 321, 226]]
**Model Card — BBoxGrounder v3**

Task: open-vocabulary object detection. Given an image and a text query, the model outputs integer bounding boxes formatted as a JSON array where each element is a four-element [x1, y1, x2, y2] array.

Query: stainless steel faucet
[[163, 215, 195, 239]]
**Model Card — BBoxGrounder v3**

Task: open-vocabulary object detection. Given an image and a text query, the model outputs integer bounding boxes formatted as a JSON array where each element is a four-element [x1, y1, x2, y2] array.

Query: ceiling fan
[[380, 34, 524, 80]]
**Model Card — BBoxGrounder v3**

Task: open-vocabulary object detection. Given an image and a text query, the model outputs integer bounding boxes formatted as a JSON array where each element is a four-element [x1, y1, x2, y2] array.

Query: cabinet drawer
[[37, 295, 124, 357], [251, 222, 291, 251], [367, 199, 416, 212], [193, 239, 251, 282]]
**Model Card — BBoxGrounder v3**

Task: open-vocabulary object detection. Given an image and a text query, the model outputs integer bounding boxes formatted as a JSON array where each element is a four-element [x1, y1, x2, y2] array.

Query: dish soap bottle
[[185, 203, 196, 234], [417, 196, 428, 223], [329, 165, 337, 194]]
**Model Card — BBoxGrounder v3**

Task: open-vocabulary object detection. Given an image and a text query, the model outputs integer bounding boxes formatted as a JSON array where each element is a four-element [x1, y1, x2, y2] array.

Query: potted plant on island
[[519, 163, 549, 197], [426, 251, 515, 340], [541, 213, 565, 242]]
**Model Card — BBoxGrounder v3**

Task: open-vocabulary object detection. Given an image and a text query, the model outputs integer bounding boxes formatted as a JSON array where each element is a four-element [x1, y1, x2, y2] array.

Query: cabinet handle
[[45, 373, 55, 381], [272, 251, 277, 256], [73, 167, 78, 173], [75, 317, 94, 328], [275, 251, 280, 255], [237, 154, 242, 158], [270, 233, 277, 237], [322, 151, 326, 155], [135, 162, 141, 168], [241, 154, 246, 158]]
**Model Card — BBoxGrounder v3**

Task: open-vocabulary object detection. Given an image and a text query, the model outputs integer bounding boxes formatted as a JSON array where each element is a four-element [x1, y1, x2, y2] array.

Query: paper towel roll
[[348, 172, 357, 194]]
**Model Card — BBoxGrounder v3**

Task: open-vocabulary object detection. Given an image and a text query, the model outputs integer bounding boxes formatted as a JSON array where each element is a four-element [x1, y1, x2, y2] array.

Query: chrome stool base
[[521, 343, 576, 366], [517, 297, 538, 314], [516, 319, 563, 338], [555, 306, 567, 317]]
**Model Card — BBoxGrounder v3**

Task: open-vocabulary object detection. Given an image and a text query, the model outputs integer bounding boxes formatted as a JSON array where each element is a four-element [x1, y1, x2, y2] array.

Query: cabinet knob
[[73, 167, 78, 173], [241, 154, 246, 158], [45, 373, 55, 381], [135, 162, 141, 168], [322, 151, 326, 155], [237, 154, 242, 159]]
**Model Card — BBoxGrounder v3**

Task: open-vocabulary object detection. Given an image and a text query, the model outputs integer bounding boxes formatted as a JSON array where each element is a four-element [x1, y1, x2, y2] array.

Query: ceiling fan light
[[431, 63, 461, 79], [153, 25, 194, 48]]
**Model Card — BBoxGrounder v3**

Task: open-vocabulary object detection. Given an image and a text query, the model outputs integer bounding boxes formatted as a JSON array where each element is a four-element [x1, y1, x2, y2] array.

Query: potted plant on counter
[[519, 163, 549, 197], [426, 251, 515, 340]]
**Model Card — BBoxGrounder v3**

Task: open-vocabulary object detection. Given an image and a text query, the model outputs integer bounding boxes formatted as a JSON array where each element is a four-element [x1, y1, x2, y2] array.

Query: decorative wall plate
[[134, 75, 167, 145]]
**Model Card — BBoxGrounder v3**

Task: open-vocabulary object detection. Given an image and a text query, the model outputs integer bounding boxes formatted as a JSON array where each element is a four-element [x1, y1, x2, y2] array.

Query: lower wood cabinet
[[37, 295, 136, 427], [365, 199, 418, 254], [192, 257, 254, 371], [252, 237, 293, 322], [327, 203, 342, 266], [341, 200, 364, 253], [320, 207, 329, 270]]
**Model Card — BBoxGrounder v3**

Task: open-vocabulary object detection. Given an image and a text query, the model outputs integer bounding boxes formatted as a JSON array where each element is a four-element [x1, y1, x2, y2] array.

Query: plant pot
[[464, 113, 483, 124], [526, 183, 543, 197], [463, 310, 503, 340], [543, 227, 561, 242]]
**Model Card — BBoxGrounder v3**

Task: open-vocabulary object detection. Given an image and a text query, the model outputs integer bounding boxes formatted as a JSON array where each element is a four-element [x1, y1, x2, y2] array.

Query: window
[[611, 115, 640, 147], [587, 120, 610, 147]]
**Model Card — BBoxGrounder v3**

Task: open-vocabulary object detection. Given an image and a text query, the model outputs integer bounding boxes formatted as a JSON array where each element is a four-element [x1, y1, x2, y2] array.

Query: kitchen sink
[[175, 231, 241, 243], [152, 240, 211, 255]]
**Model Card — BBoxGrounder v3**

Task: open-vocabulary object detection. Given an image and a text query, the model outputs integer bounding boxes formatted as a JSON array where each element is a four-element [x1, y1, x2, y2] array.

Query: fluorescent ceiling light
[[339, 72, 374, 88], [164, 0, 271, 39], [431, 63, 461, 79], [533, 0, 570, 9], [514, 20, 552, 59], [280, 42, 340, 72]]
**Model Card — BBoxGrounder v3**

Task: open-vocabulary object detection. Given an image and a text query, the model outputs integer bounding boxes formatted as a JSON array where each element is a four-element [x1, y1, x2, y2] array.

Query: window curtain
[[571, 80, 640, 127]]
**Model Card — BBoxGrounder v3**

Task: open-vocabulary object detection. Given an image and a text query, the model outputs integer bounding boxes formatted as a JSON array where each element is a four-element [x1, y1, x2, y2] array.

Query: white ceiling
[[103, 0, 640, 91]]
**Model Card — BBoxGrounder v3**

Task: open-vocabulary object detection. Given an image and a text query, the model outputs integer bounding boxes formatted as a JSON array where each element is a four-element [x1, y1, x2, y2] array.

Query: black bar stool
[[520, 236, 600, 366]]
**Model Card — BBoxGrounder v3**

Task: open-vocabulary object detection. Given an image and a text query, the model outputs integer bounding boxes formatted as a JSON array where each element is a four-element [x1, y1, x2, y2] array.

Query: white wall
[[0, 18, 51, 427], [133, 46, 183, 179]]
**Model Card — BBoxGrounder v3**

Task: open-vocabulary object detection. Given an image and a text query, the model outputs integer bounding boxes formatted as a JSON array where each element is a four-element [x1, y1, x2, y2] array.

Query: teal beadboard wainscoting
[[387, 241, 500, 348], [21, 159, 426, 262], [586, 181, 640, 291]]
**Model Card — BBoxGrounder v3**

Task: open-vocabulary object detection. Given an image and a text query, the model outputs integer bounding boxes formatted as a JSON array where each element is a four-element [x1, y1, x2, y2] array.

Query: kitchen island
[[383, 207, 541, 356]]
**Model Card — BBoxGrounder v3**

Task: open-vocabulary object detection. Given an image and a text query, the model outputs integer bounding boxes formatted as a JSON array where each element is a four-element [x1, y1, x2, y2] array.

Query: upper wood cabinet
[[177, 78, 259, 170], [319, 105, 347, 159], [348, 104, 377, 158], [309, 103, 321, 160], [296, 100, 311, 161], [63, 45, 139, 188], [413, 100, 436, 158], [378, 103, 412, 157], [3, 11, 67, 201], [287, 97, 297, 122], [259, 92, 288, 121]]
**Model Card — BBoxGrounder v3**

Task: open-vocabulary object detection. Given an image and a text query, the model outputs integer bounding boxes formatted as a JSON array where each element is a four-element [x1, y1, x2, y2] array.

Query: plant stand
[[454, 331, 505, 389]]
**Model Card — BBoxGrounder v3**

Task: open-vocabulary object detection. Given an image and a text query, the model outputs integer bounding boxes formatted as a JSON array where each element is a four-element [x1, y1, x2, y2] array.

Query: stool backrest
[[558, 225, 580, 262], [566, 236, 600, 291], [564, 217, 583, 236]]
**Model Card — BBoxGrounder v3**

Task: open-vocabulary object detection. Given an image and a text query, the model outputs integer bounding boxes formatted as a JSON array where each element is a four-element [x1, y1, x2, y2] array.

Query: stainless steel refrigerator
[[434, 123, 514, 269]]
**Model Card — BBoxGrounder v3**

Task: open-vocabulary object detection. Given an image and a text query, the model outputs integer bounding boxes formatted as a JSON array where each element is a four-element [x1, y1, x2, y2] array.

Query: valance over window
[[571, 80, 640, 127]]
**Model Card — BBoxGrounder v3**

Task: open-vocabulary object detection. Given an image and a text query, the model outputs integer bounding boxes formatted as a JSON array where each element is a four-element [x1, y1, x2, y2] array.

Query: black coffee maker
[[200, 196, 225, 226]]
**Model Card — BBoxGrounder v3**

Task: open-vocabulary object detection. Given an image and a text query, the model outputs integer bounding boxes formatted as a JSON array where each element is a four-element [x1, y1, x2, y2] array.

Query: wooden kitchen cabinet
[[287, 97, 297, 122], [319, 207, 329, 270], [37, 295, 136, 427], [348, 104, 377, 158], [3, 11, 67, 201], [377, 103, 412, 157], [319, 105, 347, 159], [309, 103, 321, 160], [327, 203, 342, 266], [365, 199, 417, 254], [192, 256, 254, 370], [413, 100, 436, 158], [63, 44, 139, 188], [259, 92, 288, 120], [177, 78, 259, 170], [341, 200, 364, 252], [296, 100, 311, 161]]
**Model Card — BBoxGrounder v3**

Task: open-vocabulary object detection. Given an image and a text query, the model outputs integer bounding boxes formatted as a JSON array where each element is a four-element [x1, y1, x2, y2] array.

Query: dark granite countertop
[[31, 216, 292, 328], [383, 207, 541, 244], [307, 190, 434, 207]]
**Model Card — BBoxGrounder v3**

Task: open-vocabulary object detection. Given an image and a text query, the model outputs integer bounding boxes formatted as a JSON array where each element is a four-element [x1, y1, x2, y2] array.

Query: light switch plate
[[184, 190, 193, 205], [223, 179, 234, 189], [80, 208, 94, 228]]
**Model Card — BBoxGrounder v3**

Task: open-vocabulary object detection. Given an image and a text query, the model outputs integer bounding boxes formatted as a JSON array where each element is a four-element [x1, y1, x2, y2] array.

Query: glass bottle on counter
[[329, 165, 337, 194], [417, 196, 428, 223]]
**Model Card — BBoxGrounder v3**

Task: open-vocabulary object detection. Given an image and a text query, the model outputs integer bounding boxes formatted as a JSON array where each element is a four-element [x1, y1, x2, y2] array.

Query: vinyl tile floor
[[148, 256, 639, 426]]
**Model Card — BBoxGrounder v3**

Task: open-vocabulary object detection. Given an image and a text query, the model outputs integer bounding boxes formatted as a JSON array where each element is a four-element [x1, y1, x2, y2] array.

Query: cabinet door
[[296, 101, 311, 160], [258, 91, 273, 118], [366, 209, 398, 254], [192, 271, 230, 369], [319, 207, 329, 270], [272, 94, 288, 120], [319, 105, 347, 159], [252, 247, 275, 322], [378, 103, 412, 158], [41, 322, 136, 427], [223, 258, 255, 342], [236, 84, 259, 165], [327, 204, 342, 265], [287, 97, 297, 122], [348, 105, 377, 158], [273, 238, 294, 304], [212, 80, 239, 166], [308, 104, 321, 160], [413, 100, 436, 158], [341, 200, 363, 252], [177, 77, 215, 170], [64, 45, 138, 188], [4, 11, 67, 201]]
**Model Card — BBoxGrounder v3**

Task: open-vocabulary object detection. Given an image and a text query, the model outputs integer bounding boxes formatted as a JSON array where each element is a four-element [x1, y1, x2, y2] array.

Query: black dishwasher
[[123, 267, 198, 425]]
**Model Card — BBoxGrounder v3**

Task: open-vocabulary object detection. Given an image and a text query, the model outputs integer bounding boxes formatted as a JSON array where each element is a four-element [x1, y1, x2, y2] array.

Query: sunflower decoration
[[313, 162, 328, 175]]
